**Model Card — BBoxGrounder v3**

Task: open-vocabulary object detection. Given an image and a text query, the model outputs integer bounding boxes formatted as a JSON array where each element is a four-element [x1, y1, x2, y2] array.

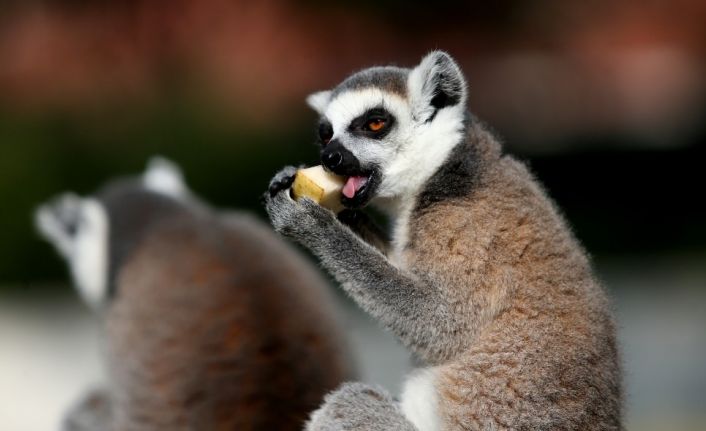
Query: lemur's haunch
[[265, 51, 622, 430], [36, 158, 354, 431]]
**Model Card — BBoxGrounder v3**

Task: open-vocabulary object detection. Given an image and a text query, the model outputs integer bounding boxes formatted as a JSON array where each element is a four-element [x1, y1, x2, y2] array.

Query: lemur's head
[[308, 51, 468, 209], [35, 157, 191, 309]]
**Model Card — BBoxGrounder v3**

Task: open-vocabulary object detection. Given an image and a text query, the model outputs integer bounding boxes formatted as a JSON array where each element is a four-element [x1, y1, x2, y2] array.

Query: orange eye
[[367, 119, 386, 132]]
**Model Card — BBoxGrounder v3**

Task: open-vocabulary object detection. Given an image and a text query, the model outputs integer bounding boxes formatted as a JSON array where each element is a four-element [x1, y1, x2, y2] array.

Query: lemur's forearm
[[300, 215, 462, 361], [265, 179, 464, 361]]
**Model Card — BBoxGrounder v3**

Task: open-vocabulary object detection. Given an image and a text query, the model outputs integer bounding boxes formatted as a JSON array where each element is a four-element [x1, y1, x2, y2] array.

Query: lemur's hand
[[264, 166, 337, 241], [305, 382, 415, 431], [267, 165, 298, 197]]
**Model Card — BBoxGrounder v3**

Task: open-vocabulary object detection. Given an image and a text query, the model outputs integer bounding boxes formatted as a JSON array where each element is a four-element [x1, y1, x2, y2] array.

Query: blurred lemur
[[265, 51, 622, 430], [36, 158, 354, 431]]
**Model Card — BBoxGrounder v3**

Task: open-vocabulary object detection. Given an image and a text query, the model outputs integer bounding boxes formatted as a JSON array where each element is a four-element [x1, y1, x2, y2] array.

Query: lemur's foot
[[268, 165, 298, 197], [306, 382, 416, 431]]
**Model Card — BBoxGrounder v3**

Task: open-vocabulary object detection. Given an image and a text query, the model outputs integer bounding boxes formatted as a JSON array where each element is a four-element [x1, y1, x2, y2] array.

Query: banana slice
[[292, 166, 345, 212]]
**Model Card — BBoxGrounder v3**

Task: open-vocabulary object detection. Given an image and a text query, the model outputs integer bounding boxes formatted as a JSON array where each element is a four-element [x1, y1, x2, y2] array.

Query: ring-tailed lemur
[[264, 51, 622, 430], [36, 157, 355, 431]]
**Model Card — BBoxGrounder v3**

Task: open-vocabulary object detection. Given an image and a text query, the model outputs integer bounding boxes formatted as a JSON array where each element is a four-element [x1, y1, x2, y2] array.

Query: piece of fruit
[[292, 166, 345, 212]]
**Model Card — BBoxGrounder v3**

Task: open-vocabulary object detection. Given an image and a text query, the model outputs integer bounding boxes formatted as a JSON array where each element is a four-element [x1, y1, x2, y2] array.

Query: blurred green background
[[1, 0, 704, 285], [1, 1, 705, 430]]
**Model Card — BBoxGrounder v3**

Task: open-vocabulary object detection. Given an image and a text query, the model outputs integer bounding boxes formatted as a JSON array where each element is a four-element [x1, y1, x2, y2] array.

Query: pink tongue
[[343, 176, 368, 199]]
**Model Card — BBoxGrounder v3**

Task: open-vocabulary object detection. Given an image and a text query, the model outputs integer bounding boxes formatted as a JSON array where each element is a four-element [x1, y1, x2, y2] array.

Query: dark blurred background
[[1, 1, 704, 430]]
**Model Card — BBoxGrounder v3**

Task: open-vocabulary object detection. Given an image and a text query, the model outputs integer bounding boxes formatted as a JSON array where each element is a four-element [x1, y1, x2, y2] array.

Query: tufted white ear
[[35, 192, 83, 260], [306, 90, 332, 115], [143, 156, 187, 198], [35, 194, 109, 309], [408, 51, 467, 122]]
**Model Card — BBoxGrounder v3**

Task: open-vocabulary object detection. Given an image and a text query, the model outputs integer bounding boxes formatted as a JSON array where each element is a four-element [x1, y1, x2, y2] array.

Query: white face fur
[[308, 51, 468, 212], [35, 156, 188, 309]]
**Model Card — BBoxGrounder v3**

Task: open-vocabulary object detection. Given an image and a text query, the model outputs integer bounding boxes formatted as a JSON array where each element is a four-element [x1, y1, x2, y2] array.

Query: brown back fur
[[105, 212, 354, 431], [403, 123, 622, 430]]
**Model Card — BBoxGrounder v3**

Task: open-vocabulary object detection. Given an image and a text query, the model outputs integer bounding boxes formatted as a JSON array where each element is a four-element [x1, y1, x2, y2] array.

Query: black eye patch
[[347, 106, 395, 139]]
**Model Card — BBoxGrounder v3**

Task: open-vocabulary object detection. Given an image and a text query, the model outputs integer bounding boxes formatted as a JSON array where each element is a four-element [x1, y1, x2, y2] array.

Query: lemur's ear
[[306, 90, 332, 115], [143, 156, 187, 198], [35, 192, 83, 259], [35, 192, 109, 309], [408, 51, 467, 122]]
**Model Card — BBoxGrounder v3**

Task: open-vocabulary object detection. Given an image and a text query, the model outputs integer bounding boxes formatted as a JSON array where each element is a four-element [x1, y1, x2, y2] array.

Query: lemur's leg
[[306, 383, 417, 431], [265, 168, 463, 361], [337, 209, 390, 255]]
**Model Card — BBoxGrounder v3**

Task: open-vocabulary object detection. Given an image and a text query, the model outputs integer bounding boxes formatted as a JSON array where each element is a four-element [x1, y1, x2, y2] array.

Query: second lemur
[[265, 51, 622, 430], [37, 158, 354, 431]]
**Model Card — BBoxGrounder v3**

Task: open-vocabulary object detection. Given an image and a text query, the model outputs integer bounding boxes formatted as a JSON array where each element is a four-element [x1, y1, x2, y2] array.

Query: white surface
[[0, 291, 104, 431]]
